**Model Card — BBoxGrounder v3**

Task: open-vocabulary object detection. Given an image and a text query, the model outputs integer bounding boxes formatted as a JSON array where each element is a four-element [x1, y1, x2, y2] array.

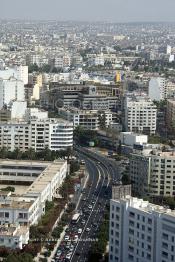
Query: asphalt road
[[53, 146, 121, 262], [70, 147, 121, 262]]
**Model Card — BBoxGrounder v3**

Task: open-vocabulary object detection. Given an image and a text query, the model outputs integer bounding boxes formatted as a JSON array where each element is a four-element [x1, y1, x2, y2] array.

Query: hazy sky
[[1, 0, 175, 22]]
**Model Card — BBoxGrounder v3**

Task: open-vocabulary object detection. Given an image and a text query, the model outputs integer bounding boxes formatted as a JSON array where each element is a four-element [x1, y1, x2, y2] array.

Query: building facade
[[0, 118, 73, 152], [124, 96, 157, 135], [109, 196, 175, 262], [149, 78, 167, 101], [130, 150, 175, 197]]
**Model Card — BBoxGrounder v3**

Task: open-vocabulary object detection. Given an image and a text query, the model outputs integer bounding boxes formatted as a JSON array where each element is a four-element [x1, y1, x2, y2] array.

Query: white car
[[66, 253, 72, 259], [64, 235, 70, 241], [81, 219, 86, 225], [78, 228, 82, 234], [74, 234, 79, 240], [86, 227, 90, 232], [88, 205, 93, 209]]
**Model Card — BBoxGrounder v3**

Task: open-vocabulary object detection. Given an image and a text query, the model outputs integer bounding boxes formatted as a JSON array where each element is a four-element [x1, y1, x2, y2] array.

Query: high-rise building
[[124, 96, 157, 135], [149, 78, 167, 101], [109, 196, 175, 262], [130, 149, 175, 197]]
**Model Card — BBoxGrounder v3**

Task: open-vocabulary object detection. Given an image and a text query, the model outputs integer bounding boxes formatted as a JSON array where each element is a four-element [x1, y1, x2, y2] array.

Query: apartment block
[[109, 196, 175, 262], [130, 150, 175, 197], [58, 107, 114, 130], [149, 77, 167, 101], [0, 118, 73, 152], [124, 96, 157, 135]]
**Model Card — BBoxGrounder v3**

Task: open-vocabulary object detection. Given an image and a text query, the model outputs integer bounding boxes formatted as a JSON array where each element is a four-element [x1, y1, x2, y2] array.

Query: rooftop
[[117, 196, 175, 217]]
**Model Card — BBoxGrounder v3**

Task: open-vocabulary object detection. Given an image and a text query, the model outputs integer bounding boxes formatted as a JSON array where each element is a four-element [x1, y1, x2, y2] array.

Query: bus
[[71, 213, 81, 224]]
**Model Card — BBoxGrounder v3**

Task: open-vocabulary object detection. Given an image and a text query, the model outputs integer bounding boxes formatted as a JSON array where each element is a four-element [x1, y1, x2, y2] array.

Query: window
[[162, 251, 168, 258], [129, 212, 135, 218], [148, 218, 152, 224], [5, 212, 9, 218]]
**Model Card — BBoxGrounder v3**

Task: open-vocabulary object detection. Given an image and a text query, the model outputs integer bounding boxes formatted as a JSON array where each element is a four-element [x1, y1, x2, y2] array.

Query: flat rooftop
[[118, 196, 175, 217], [0, 159, 66, 197], [26, 160, 66, 194]]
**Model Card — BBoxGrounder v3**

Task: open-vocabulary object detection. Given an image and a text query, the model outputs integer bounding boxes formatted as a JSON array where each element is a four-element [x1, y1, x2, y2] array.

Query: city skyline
[[1, 0, 175, 22]]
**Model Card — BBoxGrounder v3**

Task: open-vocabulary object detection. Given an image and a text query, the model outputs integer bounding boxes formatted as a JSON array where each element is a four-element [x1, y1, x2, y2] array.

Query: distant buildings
[[58, 107, 115, 130], [109, 195, 175, 262]]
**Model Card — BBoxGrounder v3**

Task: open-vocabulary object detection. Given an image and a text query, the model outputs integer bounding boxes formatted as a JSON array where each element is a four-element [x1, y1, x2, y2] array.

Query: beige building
[[130, 149, 175, 197]]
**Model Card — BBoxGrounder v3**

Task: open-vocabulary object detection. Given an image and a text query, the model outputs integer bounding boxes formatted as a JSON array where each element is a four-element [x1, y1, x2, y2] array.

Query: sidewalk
[[48, 170, 89, 261], [47, 225, 68, 262]]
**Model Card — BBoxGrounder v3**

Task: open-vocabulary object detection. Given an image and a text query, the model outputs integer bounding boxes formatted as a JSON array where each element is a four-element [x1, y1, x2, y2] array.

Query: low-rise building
[[119, 132, 148, 147], [0, 160, 67, 226], [0, 224, 29, 249]]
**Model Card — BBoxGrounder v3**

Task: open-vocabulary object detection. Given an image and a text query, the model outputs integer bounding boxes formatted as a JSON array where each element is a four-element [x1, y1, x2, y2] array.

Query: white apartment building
[[11, 101, 27, 120], [0, 77, 25, 109], [0, 122, 30, 152], [0, 66, 28, 85], [149, 77, 167, 101], [25, 107, 48, 121], [31, 118, 73, 151], [130, 150, 175, 197], [109, 196, 175, 262], [124, 96, 157, 135], [0, 118, 73, 152]]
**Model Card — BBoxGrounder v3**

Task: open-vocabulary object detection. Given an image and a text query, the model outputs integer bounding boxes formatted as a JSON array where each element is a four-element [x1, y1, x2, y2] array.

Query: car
[[91, 200, 95, 204], [78, 228, 82, 234], [88, 205, 93, 209], [82, 198, 86, 201], [56, 250, 62, 256], [69, 246, 74, 252], [74, 234, 79, 240], [65, 228, 70, 233], [64, 235, 70, 241], [66, 253, 72, 259], [85, 227, 90, 232], [81, 219, 86, 225]]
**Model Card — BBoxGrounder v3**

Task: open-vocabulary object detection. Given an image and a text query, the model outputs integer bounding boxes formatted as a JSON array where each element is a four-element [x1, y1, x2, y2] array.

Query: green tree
[[122, 173, 131, 185], [28, 63, 39, 73]]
